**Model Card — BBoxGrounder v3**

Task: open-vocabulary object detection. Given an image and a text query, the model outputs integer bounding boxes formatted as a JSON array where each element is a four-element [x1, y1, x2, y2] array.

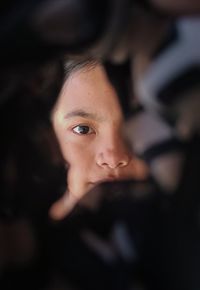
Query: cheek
[[60, 140, 95, 168], [54, 125, 97, 167]]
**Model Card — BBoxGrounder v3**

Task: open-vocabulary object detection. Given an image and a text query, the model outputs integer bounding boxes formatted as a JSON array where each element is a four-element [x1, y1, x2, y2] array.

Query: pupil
[[79, 126, 89, 134]]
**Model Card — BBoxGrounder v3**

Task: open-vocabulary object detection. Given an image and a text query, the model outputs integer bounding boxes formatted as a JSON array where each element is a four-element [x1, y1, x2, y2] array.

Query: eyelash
[[71, 124, 95, 135]]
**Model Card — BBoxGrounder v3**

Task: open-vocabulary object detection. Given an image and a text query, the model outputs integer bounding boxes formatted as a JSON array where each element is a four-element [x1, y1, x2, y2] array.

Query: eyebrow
[[64, 109, 101, 121]]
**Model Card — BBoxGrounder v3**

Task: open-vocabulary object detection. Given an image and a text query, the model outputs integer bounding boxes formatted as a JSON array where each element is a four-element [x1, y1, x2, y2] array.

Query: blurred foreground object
[[127, 16, 200, 192], [1, 0, 200, 64]]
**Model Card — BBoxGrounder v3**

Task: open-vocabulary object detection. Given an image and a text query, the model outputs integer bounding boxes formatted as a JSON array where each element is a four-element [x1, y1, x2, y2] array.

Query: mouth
[[91, 175, 120, 185], [104, 175, 118, 181]]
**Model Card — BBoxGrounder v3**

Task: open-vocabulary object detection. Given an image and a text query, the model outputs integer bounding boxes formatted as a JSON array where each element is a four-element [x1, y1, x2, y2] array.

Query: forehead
[[55, 64, 123, 116]]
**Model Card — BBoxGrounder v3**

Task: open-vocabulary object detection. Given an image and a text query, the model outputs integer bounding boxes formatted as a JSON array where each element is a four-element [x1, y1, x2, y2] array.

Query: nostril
[[118, 160, 127, 167], [118, 157, 130, 167], [96, 151, 130, 169], [104, 159, 129, 169], [101, 162, 109, 168]]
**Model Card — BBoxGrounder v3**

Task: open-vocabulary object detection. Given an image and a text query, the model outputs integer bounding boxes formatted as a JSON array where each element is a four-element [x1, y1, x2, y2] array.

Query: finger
[[49, 189, 79, 220], [49, 165, 95, 220]]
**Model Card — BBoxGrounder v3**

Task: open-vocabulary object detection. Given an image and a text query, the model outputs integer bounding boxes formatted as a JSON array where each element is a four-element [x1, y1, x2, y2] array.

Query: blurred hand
[[49, 165, 95, 220]]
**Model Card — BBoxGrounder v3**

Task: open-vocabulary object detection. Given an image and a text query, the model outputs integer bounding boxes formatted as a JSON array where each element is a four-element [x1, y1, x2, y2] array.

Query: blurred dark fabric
[[0, 132, 200, 290]]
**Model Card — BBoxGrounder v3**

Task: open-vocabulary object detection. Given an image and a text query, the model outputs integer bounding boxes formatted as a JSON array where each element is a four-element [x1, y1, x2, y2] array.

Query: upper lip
[[93, 175, 120, 184]]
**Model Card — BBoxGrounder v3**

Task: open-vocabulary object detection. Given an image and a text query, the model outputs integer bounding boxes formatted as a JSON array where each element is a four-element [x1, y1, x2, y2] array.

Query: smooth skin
[[50, 64, 149, 220]]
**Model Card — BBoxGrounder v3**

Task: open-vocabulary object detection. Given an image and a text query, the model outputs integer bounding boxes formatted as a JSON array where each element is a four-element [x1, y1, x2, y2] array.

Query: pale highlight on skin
[[50, 63, 149, 220]]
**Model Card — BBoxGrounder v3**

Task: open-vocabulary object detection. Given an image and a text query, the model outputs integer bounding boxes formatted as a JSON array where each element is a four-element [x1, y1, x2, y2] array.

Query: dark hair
[[104, 60, 133, 119], [64, 56, 100, 80]]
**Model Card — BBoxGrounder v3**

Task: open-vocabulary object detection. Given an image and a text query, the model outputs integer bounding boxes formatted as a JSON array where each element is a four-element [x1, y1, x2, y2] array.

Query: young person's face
[[50, 64, 149, 219]]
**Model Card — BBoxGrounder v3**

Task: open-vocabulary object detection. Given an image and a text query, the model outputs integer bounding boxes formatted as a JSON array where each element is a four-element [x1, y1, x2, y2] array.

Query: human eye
[[72, 124, 95, 135]]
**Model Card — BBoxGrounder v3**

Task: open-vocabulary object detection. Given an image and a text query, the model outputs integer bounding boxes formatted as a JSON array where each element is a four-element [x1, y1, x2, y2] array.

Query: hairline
[[51, 57, 101, 118], [64, 57, 101, 82]]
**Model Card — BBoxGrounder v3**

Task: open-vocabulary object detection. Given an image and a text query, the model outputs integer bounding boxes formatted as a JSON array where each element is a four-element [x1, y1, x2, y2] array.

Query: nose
[[96, 137, 131, 169]]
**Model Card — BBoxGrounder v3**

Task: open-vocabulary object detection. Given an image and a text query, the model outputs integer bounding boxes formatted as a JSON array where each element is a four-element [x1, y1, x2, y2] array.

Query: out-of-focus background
[[0, 1, 200, 289]]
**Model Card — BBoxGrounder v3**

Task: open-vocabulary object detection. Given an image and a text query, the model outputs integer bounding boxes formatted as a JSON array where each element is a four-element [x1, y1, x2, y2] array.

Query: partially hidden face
[[50, 63, 149, 219]]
